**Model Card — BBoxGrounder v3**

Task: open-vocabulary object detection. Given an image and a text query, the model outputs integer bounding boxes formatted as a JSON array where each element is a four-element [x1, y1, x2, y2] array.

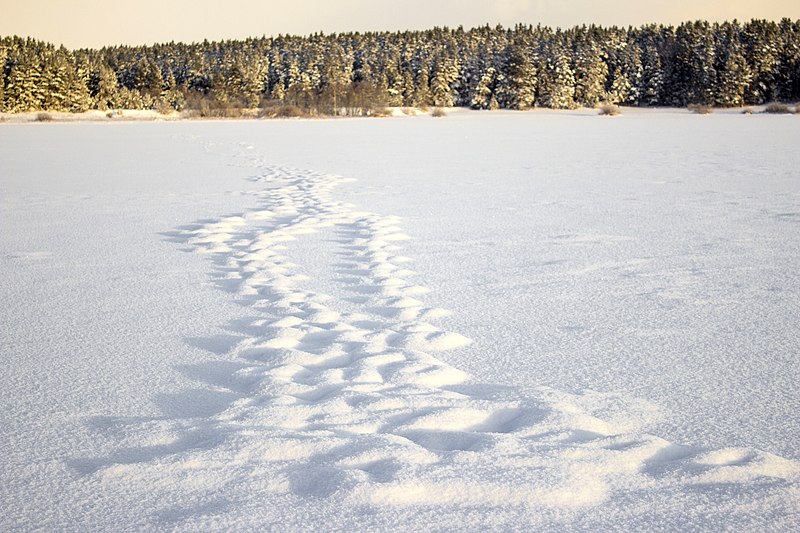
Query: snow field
[[128, 149, 798, 529], [2, 112, 799, 531]]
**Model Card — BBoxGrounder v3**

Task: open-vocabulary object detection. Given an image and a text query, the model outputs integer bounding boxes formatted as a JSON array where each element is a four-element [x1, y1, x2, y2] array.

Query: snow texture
[[1, 109, 799, 531]]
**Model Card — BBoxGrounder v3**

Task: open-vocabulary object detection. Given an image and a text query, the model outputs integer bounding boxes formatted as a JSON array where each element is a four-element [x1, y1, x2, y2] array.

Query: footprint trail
[[86, 146, 800, 530]]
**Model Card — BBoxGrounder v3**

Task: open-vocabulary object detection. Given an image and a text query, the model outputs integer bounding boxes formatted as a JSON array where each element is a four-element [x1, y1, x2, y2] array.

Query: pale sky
[[1, 0, 798, 49]]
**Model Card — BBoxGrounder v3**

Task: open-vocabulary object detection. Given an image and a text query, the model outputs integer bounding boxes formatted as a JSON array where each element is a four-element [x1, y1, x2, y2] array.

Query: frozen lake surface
[[2, 110, 799, 531]]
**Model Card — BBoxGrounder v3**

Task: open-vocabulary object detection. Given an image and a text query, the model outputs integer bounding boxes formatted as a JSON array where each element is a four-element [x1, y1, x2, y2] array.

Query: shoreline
[[1, 104, 797, 124]]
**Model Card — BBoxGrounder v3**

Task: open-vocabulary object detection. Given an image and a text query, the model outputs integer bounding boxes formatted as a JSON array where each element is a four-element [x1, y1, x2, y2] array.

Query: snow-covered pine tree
[[606, 37, 643, 105], [462, 44, 493, 109], [713, 22, 751, 107], [742, 20, 780, 104], [572, 32, 608, 107], [266, 45, 285, 100], [384, 59, 404, 106], [224, 59, 263, 107], [775, 18, 800, 102], [0, 43, 7, 111], [536, 41, 577, 109], [639, 41, 664, 106], [3, 40, 44, 112], [332, 43, 360, 113], [412, 69, 432, 107], [664, 21, 716, 106], [430, 55, 458, 107], [133, 57, 163, 101], [470, 66, 497, 109], [400, 69, 414, 106], [498, 40, 536, 109]]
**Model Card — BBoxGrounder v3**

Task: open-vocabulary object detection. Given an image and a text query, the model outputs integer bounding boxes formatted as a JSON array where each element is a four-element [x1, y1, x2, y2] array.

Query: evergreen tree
[[384, 59, 404, 106], [3, 40, 44, 112], [430, 56, 458, 107], [537, 42, 577, 109], [223, 59, 263, 107], [606, 37, 643, 105], [665, 21, 717, 105], [572, 34, 608, 107], [498, 40, 536, 109], [742, 19, 780, 103], [713, 22, 751, 106], [639, 41, 664, 106], [321, 42, 353, 113], [412, 69, 432, 106], [88, 64, 119, 110], [775, 18, 800, 101], [0, 43, 7, 111], [470, 66, 498, 109], [401, 69, 415, 106]]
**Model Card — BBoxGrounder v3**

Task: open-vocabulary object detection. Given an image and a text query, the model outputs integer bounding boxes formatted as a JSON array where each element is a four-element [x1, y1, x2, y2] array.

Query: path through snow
[[76, 140, 800, 530]]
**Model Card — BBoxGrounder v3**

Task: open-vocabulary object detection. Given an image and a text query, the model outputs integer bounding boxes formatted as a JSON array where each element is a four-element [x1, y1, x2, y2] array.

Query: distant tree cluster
[[2, 19, 799, 114]]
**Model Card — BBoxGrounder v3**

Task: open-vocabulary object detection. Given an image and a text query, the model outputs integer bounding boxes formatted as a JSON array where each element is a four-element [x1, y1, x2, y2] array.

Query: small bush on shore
[[598, 102, 620, 116], [431, 107, 446, 117], [36, 112, 53, 122], [156, 100, 176, 115], [688, 104, 713, 114], [182, 91, 250, 118], [258, 104, 306, 118], [371, 107, 392, 117], [764, 102, 792, 114]]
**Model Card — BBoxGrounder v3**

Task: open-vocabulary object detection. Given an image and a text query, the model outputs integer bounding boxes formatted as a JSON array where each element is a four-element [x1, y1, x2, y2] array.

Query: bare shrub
[[795, 104, 800, 114], [764, 101, 792, 114], [211, 104, 242, 118], [261, 105, 306, 118], [36, 112, 53, 122], [258, 98, 279, 116], [257, 98, 310, 119], [741, 107, 753, 115], [156, 100, 176, 115], [688, 104, 713, 115], [371, 107, 392, 117], [401, 107, 414, 116], [180, 109, 202, 119], [431, 107, 446, 118], [217, 106, 245, 119], [183, 91, 248, 118], [597, 102, 620, 116]]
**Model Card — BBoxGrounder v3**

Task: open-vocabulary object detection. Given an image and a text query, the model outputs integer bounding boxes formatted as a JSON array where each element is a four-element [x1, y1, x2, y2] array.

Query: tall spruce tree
[[742, 19, 780, 103], [714, 22, 751, 106], [572, 33, 608, 107], [537, 42, 577, 109], [498, 40, 536, 109]]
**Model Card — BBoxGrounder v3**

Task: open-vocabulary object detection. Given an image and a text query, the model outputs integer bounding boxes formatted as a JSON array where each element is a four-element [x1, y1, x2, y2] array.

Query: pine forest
[[1, 19, 799, 115]]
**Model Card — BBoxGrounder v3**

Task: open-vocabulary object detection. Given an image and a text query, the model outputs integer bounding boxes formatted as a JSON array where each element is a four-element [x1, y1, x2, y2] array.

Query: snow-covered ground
[[1, 110, 799, 531]]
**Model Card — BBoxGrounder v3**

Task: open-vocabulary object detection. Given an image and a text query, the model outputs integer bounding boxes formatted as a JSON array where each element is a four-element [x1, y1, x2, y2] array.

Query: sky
[[1, 0, 798, 49]]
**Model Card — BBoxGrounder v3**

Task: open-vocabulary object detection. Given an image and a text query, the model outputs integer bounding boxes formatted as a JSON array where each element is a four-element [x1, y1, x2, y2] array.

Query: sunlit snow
[[1, 109, 799, 531]]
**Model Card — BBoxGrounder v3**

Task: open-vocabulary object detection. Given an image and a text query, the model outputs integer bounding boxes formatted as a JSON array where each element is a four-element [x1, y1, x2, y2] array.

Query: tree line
[[1, 19, 799, 115]]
